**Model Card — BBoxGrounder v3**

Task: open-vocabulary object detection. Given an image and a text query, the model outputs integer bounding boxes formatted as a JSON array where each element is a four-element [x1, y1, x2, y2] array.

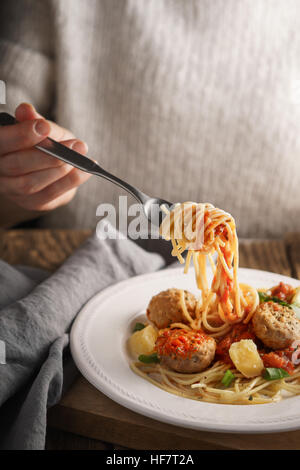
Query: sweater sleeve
[[0, 0, 55, 117]]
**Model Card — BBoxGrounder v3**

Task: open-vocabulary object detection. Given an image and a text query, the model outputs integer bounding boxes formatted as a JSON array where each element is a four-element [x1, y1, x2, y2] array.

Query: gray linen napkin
[[0, 223, 165, 449]]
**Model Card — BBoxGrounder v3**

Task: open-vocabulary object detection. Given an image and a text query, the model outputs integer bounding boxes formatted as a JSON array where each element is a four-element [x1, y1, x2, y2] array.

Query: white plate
[[70, 267, 300, 434]]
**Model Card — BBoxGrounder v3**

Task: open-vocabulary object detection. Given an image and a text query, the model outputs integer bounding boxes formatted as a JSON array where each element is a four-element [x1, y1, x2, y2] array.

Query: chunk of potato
[[128, 325, 158, 358], [229, 339, 264, 378], [292, 286, 300, 304]]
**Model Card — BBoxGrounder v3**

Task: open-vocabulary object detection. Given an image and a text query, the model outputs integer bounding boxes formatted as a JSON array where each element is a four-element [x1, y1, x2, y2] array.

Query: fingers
[[0, 102, 91, 213], [26, 188, 78, 212], [0, 164, 73, 197], [0, 140, 88, 196], [15, 103, 75, 141], [0, 139, 88, 176], [12, 168, 91, 212], [0, 118, 51, 156]]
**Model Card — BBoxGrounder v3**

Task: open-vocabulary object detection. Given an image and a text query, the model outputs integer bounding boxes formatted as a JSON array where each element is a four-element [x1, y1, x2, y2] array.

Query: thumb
[[15, 102, 43, 122]]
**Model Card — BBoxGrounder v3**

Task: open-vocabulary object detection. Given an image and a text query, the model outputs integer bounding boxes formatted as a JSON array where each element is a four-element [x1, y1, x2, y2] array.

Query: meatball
[[156, 328, 216, 373], [252, 302, 300, 349], [146, 288, 196, 329]]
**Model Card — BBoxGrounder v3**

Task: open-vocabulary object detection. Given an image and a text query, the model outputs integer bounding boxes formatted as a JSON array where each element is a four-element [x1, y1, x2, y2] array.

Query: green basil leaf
[[258, 291, 290, 307], [221, 369, 235, 388], [263, 367, 290, 381], [138, 353, 160, 364], [258, 291, 269, 302], [133, 322, 146, 332]]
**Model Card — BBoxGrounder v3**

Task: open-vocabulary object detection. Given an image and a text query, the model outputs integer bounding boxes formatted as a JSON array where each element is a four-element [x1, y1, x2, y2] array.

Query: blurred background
[[0, 0, 300, 238]]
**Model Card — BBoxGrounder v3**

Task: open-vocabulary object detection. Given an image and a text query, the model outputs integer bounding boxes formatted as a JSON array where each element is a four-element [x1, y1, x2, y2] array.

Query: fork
[[0, 112, 172, 227]]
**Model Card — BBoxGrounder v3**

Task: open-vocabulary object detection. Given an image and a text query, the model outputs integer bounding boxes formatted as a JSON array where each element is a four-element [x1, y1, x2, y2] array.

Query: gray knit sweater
[[0, 0, 300, 237]]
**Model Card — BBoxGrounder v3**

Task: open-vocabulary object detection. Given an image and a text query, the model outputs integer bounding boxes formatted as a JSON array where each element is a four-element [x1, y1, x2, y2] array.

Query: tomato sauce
[[215, 223, 228, 242], [261, 349, 294, 374], [216, 322, 299, 374], [270, 282, 295, 303], [156, 328, 212, 360], [221, 273, 233, 304], [215, 323, 257, 364]]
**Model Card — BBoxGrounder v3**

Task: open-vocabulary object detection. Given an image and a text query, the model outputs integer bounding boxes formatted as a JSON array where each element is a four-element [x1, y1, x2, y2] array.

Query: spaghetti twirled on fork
[[159, 202, 259, 334]]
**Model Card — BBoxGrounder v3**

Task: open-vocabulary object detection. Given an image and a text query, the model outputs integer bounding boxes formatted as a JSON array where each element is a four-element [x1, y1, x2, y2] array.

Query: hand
[[0, 103, 91, 213]]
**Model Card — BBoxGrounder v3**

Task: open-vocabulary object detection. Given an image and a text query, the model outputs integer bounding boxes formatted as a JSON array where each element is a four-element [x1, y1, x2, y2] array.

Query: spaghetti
[[160, 202, 259, 333], [131, 360, 300, 404], [128, 202, 300, 404]]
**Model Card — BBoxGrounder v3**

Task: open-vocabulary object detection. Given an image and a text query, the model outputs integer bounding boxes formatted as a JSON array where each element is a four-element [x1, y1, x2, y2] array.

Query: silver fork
[[0, 112, 172, 227]]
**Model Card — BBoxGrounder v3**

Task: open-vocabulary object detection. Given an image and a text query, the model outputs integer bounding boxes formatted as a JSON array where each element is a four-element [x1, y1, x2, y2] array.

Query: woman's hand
[[0, 103, 91, 214]]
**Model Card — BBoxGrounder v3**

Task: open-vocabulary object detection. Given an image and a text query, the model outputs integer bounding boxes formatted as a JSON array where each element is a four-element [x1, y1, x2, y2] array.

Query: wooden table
[[1, 229, 300, 450]]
